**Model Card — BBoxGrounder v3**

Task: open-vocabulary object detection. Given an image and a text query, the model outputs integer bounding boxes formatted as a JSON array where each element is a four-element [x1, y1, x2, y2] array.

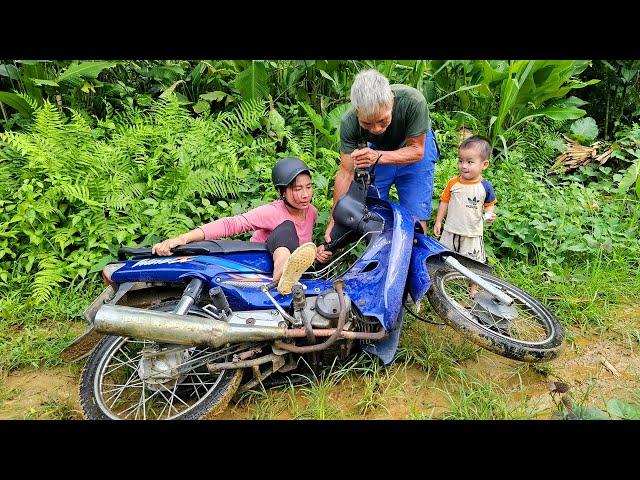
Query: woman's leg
[[272, 246, 291, 282], [266, 220, 299, 282]]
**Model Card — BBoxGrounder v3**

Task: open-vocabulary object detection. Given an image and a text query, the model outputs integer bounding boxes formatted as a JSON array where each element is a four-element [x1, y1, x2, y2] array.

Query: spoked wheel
[[427, 266, 564, 362], [79, 303, 244, 420]]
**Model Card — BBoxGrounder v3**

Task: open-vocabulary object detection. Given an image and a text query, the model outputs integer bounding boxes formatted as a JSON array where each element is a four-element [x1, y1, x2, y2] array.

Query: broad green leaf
[[326, 103, 350, 131], [136, 94, 152, 106], [147, 65, 186, 82], [80, 81, 96, 94], [32, 79, 60, 87], [56, 61, 118, 86], [531, 104, 586, 121], [616, 158, 640, 194], [159, 80, 186, 98], [299, 102, 324, 130], [564, 96, 588, 107], [0, 91, 34, 118], [606, 399, 640, 419], [478, 60, 508, 85], [0, 64, 20, 80], [175, 93, 192, 105], [268, 107, 286, 141], [89, 255, 116, 273], [570, 117, 598, 143], [16, 60, 47, 65], [234, 61, 269, 100], [571, 405, 609, 420], [200, 91, 226, 102], [318, 69, 337, 85], [193, 100, 210, 114], [432, 83, 482, 106]]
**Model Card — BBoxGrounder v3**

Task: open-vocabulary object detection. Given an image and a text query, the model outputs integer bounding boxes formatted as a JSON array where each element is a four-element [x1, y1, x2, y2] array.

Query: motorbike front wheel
[[427, 266, 564, 362], [79, 302, 243, 420]]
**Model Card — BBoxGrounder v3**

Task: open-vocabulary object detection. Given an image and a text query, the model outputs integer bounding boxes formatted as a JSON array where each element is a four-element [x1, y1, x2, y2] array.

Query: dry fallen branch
[[550, 135, 613, 174], [600, 357, 621, 377]]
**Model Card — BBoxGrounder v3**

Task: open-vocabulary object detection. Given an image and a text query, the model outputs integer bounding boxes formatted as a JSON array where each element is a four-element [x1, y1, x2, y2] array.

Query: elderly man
[[324, 69, 439, 241]]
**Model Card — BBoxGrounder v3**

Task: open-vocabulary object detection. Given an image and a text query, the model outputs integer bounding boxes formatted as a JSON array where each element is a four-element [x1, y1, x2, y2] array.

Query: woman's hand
[[316, 244, 333, 264], [433, 221, 442, 237], [152, 234, 188, 256]]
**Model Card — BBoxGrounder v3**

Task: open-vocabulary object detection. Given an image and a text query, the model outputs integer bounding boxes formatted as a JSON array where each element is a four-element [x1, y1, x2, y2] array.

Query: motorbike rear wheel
[[427, 266, 563, 362], [79, 302, 243, 420]]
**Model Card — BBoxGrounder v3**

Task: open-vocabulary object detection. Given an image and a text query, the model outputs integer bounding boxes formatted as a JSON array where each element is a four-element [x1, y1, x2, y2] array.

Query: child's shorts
[[439, 230, 486, 263]]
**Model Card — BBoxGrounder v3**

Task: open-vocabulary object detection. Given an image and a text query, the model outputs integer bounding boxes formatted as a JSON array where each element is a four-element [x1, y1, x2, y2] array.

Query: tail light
[[102, 262, 125, 286]]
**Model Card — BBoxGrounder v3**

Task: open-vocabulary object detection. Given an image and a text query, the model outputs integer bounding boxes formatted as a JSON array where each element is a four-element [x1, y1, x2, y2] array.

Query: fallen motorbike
[[62, 165, 564, 420]]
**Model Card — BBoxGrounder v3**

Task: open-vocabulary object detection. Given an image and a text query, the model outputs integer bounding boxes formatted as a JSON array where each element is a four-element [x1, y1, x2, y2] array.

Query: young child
[[433, 136, 496, 295]]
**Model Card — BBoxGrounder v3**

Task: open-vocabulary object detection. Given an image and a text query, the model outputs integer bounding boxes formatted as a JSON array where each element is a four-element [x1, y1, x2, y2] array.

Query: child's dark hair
[[459, 135, 492, 161]]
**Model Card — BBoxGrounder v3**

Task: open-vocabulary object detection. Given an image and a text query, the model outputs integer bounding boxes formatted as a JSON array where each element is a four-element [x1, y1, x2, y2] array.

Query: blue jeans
[[369, 129, 439, 221]]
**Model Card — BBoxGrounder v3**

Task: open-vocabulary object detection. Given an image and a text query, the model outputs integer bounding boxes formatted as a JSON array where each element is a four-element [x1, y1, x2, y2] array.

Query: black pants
[[265, 220, 299, 255]]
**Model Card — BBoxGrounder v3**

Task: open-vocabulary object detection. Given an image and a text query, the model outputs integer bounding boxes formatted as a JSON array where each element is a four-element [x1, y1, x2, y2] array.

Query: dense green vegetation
[[0, 59, 639, 378]]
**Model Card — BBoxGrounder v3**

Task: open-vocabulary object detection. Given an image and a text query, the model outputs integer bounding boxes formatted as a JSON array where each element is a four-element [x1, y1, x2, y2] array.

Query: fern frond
[[32, 254, 67, 303]]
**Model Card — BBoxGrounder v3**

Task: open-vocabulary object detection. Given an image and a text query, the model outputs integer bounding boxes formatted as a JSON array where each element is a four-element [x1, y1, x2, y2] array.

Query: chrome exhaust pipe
[[94, 304, 286, 347]]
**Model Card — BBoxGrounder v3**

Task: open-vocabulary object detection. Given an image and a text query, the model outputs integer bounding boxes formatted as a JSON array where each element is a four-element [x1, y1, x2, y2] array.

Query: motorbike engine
[[302, 288, 352, 328]]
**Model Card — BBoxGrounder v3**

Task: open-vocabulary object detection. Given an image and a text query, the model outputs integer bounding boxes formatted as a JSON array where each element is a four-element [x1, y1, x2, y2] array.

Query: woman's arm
[[152, 228, 204, 256]]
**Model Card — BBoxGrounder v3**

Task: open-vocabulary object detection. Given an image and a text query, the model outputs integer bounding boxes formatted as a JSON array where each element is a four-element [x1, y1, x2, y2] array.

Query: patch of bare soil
[[2, 306, 639, 420], [0, 365, 83, 419]]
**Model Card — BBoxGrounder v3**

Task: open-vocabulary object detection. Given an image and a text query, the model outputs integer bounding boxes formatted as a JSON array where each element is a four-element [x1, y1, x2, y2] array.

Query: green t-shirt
[[339, 84, 431, 154]]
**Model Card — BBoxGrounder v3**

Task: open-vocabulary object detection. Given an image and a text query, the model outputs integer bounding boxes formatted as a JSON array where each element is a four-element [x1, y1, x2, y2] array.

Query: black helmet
[[271, 157, 311, 189]]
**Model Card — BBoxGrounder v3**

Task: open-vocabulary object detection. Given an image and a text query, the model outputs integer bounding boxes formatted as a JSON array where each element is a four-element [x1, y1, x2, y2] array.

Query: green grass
[[354, 359, 405, 416], [239, 386, 290, 420], [289, 356, 363, 420], [492, 248, 640, 333], [439, 378, 535, 420], [396, 317, 480, 382], [0, 281, 101, 374], [22, 396, 82, 420], [507, 361, 559, 391]]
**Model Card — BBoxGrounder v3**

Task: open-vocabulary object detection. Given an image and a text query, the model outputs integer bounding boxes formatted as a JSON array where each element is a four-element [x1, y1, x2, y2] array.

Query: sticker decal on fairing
[[132, 256, 194, 268]]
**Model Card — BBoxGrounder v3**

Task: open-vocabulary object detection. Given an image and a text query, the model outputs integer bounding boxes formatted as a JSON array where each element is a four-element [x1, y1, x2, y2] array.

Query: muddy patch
[[2, 307, 640, 420], [0, 365, 83, 419]]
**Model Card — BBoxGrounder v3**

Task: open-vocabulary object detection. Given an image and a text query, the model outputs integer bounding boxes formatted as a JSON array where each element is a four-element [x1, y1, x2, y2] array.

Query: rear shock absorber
[[173, 278, 204, 315]]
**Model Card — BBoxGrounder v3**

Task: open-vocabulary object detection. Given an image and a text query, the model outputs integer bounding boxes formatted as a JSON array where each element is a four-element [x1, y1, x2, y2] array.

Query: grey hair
[[350, 69, 394, 119]]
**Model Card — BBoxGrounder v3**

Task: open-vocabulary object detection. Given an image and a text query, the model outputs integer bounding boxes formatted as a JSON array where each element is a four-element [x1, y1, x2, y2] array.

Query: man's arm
[[351, 134, 426, 169], [324, 152, 355, 242]]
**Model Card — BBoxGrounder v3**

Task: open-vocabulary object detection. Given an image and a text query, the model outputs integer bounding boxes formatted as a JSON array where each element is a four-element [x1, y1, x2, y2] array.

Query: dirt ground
[[2, 305, 639, 420]]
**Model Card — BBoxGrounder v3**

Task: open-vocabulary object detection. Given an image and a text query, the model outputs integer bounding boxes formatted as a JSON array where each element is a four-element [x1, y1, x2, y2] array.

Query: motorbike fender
[[407, 233, 493, 304]]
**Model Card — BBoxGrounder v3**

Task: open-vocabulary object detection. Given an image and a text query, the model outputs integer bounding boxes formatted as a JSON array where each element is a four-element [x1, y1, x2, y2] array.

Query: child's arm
[[433, 201, 448, 237], [484, 204, 496, 223]]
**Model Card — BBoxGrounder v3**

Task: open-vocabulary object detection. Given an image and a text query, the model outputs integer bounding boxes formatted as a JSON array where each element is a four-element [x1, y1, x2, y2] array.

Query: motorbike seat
[[118, 240, 268, 260]]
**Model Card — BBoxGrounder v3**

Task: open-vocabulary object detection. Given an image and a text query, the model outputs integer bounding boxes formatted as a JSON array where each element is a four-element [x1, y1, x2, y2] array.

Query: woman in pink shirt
[[152, 157, 332, 294]]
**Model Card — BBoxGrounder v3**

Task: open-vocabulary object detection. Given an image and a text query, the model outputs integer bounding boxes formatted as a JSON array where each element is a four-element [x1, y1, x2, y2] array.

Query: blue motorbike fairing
[[406, 233, 449, 304], [343, 197, 415, 331], [107, 197, 415, 364]]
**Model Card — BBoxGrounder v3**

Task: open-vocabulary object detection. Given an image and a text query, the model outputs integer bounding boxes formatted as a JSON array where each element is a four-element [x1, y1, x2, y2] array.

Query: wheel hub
[[472, 290, 518, 330], [138, 348, 190, 391]]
